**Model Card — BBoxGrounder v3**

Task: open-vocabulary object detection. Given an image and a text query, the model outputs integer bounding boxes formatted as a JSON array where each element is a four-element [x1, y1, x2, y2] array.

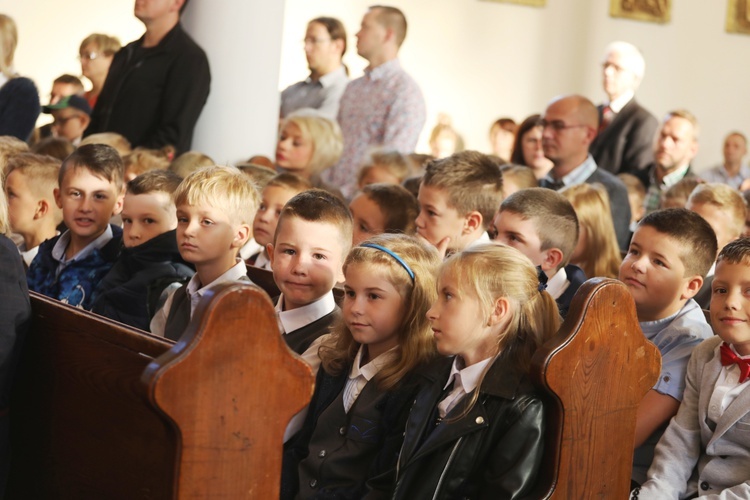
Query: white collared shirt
[[708, 343, 750, 423], [52, 226, 113, 278], [239, 238, 262, 261], [465, 231, 491, 250], [606, 90, 634, 114], [253, 251, 272, 270], [150, 259, 249, 336], [342, 345, 398, 413], [438, 356, 493, 418], [275, 291, 336, 335], [545, 267, 570, 301]]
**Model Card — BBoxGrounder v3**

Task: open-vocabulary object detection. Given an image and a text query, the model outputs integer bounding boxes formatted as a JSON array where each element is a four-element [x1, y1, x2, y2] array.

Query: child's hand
[[417, 234, 451, 259]]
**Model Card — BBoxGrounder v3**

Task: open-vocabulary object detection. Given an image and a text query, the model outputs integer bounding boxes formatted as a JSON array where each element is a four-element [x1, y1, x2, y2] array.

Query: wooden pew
[[9, 277, 659, 498], [8, 283, 314, 499], [531, 278, 661, 499]]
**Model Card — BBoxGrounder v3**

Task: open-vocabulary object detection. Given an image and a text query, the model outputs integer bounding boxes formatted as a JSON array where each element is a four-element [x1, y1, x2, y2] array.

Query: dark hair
[[511, 114, 541, 165], [637, 208, 717, 277], [275, 189, 353, 254], [362, 183, 418, 236], [310, 16, 347, 61], [59, 143, 124, 192], [127, 169, 183, 196], [717, 237, 750, 266], [53, 74, 84, 88], [31, 136, 75, 161]]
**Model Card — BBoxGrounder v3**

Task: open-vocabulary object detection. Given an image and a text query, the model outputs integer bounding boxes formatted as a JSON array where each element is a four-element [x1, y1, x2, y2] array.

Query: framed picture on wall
[[480, 0, 546, 7], [726, 0, 750, 34], [610, 0, 671, 24]]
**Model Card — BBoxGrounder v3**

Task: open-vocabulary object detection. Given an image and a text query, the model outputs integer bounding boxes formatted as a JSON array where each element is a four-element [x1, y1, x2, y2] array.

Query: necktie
[[600, 105, 614, 133], [720, 342, 750, 383], [542, 177, 565, 191]]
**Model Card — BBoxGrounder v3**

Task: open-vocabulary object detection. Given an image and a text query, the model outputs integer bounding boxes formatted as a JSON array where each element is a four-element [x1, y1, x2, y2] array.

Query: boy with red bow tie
[[634, 237, 750, 498]]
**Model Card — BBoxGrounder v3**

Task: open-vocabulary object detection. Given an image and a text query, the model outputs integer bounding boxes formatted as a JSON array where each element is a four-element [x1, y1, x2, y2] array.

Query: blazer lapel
[[709, 378, 750, 446], [699, 347, 723, 433]]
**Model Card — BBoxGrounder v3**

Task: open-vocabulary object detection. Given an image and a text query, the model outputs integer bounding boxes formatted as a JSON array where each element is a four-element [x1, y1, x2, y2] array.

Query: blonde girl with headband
[[392, 243, 560, 499], [281, 234, 441, 499]]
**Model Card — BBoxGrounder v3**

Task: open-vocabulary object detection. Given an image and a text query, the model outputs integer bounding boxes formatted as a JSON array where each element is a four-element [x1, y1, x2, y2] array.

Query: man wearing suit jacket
[[589, 41, 658, 176], [539, 94, 632, 251]]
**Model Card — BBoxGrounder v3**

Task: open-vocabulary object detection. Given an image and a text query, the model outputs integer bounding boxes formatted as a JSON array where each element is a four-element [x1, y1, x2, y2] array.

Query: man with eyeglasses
[[540, 94, 632, 252], [85, 0, 210, 155], [322, 5, 426, 199], [589, 41, 658, 176], [280, 17, 349, 120]]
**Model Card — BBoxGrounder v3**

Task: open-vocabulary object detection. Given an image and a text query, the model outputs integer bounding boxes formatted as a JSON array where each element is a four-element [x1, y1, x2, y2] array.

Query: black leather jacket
[[392, 355, 545, 500]]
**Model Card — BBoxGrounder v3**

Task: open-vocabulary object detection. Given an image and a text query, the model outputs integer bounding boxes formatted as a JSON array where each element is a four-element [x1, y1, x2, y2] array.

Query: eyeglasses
[[302, 37, 332, 46], [78, 52, 100, 61], [539, 119, 589, 132]]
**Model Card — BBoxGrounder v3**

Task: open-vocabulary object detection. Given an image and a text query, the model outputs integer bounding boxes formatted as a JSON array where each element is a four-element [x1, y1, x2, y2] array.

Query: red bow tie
[[720, 342, 750, 383]]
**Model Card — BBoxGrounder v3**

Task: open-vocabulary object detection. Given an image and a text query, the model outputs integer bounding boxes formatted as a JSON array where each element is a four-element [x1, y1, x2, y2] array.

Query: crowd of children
[[2, 53, 750, 500]]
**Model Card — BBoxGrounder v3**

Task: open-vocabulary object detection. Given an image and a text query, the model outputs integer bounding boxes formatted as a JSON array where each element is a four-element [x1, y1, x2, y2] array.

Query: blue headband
[[360, 243, 415, 282]]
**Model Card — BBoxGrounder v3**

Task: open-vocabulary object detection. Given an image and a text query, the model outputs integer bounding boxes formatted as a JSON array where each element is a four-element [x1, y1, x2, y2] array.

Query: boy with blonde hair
[[687, 182, 747, 308], [4, 153, 62, 267], [27, 144, 125, 309], [91, 170, 193, 331], [634, 238, 750, 498], [619, 208, 717, 485], [415, 150, 503, 256], [492, 187, 585, 318], [150, 165, 260, 339]]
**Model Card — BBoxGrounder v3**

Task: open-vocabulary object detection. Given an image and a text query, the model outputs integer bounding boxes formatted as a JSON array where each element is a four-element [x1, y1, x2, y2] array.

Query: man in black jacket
[[85, 0, 210, 154]]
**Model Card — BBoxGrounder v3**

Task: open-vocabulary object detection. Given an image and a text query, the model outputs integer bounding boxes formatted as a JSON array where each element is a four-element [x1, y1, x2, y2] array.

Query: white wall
[[5, 0, 750, 170]]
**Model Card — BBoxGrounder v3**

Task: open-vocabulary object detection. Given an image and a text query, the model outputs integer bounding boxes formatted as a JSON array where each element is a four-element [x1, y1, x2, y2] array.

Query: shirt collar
[[349, 344, 398, 381], [546, 155, 597, 187], [365, 58, 401, 81], [318, 66, 347, 88], [239, 238, 262, 261], [658, 163, 691, 188], [442, 356, 494, 392], [275, 291, 336, 334], [606, 90, 634, 114], [52, 225, 113, 264], [465, 231, 491, 249], [186, 259, 248, 299], [545, 266, 569, 300]]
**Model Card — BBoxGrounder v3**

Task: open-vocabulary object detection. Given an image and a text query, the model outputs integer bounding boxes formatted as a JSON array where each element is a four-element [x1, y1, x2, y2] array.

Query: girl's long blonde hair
[[562, 183, 622, 279], [319, 234, 440, 391]]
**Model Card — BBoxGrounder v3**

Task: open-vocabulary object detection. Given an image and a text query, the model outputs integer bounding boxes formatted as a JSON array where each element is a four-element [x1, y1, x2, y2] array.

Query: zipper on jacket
[[432, 437, 463, 500]]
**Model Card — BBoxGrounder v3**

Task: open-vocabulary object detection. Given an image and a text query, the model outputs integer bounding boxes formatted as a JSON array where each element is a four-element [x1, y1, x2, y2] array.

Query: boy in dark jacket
[[91, 170, 193, 330]]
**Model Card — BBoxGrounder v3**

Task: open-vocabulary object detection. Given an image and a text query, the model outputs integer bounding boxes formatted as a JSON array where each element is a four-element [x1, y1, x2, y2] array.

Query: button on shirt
[[323, 58, 426, 198], [438, 356, 493, 418], [280, 66, 349, 120], [343, 345, 398, 413], [708, 343, 750, 423]]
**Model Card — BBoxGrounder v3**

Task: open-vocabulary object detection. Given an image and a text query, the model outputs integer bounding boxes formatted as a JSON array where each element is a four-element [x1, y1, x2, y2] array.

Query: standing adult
[[540, 94, 631, 252], [78, 33, 121, 109], [280, 17, 348, 120], [0, 14, 40, 142], [85, 0, 210, 154], [589, 41, 658, 176], [323, 5, 426, 199]]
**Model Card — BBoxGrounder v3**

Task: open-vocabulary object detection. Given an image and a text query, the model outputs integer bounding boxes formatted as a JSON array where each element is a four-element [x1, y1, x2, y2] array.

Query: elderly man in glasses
[[540, 94, 632, 252]]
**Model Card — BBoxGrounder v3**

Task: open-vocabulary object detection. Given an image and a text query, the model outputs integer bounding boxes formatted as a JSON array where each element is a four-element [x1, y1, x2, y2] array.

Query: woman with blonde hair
[[79, 33, 121, 108], [0, 14, 40, 141], [562, 183, 622, 279]]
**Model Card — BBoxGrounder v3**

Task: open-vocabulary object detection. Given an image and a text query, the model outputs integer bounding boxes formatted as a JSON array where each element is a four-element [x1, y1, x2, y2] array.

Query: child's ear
[[267, 243, 275, 266], [53, 188, 63, 209], [34, 199, 49, 220], [462, 211, 483, 235], [111, 193, 124, 216], [681, 275, 704, 300], [231, 224, 251, 249], [489, 296, 511, 327], [540, 248, 564, 274]]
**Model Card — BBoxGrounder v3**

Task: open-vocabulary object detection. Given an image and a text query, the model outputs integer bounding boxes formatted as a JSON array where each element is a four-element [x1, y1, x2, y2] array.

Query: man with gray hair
[[589, 41, 658, 176]]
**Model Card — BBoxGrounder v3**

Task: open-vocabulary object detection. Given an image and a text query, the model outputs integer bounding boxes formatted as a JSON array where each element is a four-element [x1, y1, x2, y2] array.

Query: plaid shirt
[[643, 164, 691, 214]]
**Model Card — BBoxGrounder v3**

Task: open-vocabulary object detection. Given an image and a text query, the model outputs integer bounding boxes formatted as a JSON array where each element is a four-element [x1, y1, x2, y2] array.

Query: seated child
[[248, 173, 312, 269], [27, 144, 124, 309], [122, 147, 172, 183], [619, 208, 717, 485], [30, 137, 75, 162], [415, 150, 503, 257], [686, 182, 746, 309], [90, 170, 194, 331], [349, 183, 418, 245], [660, 177, 701, 210], [275, 112, 343, 199], [562, 183, 622, 279], [269, 189, 351, 355], [633, 237, 750, 499], [149, 165, 259, 339], [392, 243, 560, 499], [281, 234, 440, 499], [493, 187, 586, 318], [4, 153, 62, 268], [43, 95, 91, 146], [79, 132, 132, 157], [498, 164, 537, 198], [169, 150, 214, 179], [0, 136, 29, 171], [356, 150, 411, 189]]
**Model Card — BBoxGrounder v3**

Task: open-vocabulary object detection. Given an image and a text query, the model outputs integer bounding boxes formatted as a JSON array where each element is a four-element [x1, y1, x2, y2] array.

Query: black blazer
[[392, 355, 545, 500], [585, 167, 633, 252], [589, 99, 659, 176]]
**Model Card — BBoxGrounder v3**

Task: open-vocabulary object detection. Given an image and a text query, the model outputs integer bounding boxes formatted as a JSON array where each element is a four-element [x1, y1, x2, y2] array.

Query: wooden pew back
[[530, 278, 661, 499], [9, 284, 314, 498]]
